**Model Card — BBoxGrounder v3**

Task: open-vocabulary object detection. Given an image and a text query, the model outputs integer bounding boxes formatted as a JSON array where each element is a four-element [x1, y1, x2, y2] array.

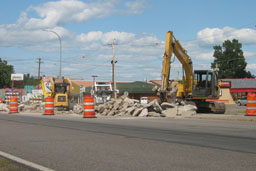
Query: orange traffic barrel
[[9, 96, 18, 114], [44, 96, 54, 115], [246, 93, 256, 116], [0, 97, 2, 104], [83, 96, 96, 118]]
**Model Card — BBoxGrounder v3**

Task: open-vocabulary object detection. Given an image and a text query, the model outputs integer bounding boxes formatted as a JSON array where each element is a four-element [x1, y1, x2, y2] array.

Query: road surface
[[0, 113, 255, 170]]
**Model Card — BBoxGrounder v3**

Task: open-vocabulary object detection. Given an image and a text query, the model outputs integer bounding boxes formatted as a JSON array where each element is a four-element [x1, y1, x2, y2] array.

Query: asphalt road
[[0, 113, 255, 171]]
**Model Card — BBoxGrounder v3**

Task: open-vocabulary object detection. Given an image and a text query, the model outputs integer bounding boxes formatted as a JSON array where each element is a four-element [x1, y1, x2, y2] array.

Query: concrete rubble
[[95, 94, 197, 117], [19, 103, 44, 113], [0, 104, 8, 112], [1, 94, 197, 117], [72, 104, 84, 115]]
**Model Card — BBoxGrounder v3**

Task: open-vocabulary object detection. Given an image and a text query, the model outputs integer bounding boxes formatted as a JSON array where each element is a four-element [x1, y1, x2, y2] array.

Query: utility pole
[[108, 40, 118, 99], [37, 57, 43, 80]]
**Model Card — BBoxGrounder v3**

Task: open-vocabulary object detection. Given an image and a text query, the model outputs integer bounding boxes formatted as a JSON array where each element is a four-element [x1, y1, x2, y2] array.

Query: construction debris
[[19, 103, 44, 113], [73, 104, 84, 115], [0, 93, 197, 117], [0, 104, 8, 112], [95, 94, 197, 117]]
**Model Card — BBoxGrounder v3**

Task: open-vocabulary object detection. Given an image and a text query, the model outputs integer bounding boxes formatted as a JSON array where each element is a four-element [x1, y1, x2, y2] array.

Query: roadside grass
[[0, 156, 33, 171]]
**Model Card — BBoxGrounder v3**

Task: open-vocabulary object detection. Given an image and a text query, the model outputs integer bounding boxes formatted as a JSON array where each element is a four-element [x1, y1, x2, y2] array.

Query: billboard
[[11, 74, 24, 81]]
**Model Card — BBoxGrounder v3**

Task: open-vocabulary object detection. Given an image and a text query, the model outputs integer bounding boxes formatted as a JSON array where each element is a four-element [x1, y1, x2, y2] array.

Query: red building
[[219, 78, 256, 100]]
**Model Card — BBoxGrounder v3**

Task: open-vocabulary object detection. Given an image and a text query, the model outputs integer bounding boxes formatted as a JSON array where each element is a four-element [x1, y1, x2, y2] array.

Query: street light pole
[[43, 30, 62, 78]]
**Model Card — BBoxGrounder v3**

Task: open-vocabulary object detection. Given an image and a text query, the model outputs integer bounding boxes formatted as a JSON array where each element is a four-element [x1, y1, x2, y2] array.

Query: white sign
[[42, 76, 52, 94], [32, 89, 43, 96], [11, 74, 24, 81]]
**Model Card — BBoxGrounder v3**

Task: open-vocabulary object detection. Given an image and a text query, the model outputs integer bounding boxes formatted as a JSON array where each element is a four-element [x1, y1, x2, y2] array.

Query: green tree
[[24, 73, 40, 86], [0, 58, 14, 88], [211, 39, 254, 78]]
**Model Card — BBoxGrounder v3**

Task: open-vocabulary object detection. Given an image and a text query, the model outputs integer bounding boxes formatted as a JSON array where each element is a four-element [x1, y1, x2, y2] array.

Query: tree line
[[0, 58, 39, 88]]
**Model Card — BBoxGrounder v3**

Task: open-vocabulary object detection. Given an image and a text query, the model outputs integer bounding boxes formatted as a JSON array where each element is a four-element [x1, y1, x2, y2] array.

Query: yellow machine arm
[[161, 31, 193, 97], [65, 77, 72, 93]]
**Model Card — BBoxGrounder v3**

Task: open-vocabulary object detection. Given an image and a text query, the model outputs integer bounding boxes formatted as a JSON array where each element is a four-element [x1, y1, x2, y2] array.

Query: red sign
[[219, 81, 231, 88]]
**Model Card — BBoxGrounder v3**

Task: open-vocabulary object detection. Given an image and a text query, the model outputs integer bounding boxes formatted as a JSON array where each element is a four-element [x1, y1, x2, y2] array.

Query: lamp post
[[43, 30, 62, 78]]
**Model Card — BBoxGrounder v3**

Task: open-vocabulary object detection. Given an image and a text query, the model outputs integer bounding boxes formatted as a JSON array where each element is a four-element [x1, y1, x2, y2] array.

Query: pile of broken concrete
[[0, 103, 8, 112], [19, 103, 45, 113], [95, 95, 197, 117]]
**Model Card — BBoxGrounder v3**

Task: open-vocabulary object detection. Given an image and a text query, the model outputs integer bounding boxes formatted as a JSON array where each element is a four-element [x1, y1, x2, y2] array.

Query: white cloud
[[181, 27, 256, 61], [22, 0, 118, 29], [197, 27, 256, 46], [63, 67, 79, 72], [14, 0, 149, 30], [149, 72, 161, 78], [244, 51, 256, 58], [102, 31, 136, 44], [0, 24, 71, 48], [247, 64, 256, 71], [125, 0, 149, 14], [190, 51, 214, 60], [193, 63, 211, 70], [182, 41, 213, 60], [78, 31, 103, 42], [0, 0, 150, 50], [76, 31, 162, 63], [77, 31, 136, 44]]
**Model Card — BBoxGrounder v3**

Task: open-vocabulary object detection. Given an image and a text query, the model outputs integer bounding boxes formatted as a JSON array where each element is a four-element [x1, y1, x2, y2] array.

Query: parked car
[[237, 96, 247, 106]]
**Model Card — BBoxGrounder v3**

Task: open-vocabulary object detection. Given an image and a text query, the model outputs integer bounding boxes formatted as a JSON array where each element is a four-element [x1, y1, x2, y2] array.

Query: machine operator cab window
[[193, 70, 213, 97]]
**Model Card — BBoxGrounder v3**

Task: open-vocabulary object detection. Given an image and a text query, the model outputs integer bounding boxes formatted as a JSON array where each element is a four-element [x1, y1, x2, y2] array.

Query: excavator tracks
[[196, 101, 226, 114]]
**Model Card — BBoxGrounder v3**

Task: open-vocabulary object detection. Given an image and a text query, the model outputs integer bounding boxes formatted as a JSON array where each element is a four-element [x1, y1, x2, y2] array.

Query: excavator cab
[[192, 70, 219, 98]]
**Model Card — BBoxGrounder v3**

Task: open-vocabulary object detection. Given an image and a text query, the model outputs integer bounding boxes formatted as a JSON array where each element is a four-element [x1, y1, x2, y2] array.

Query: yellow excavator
[[160, 31, 225, 114]]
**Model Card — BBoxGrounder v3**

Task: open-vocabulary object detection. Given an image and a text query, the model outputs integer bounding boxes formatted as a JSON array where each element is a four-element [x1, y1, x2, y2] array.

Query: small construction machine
[[159, 31, 225, 114], [41, 77, 78, 110], [92, 82, 113, 105]]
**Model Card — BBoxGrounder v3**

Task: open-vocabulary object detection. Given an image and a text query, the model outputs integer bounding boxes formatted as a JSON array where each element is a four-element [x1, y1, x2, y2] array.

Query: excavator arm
[[161, 31, 193, 101]]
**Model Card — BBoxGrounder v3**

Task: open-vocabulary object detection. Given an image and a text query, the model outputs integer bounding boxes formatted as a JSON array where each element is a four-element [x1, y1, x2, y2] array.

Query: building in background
[[219, 78, 256, 103]]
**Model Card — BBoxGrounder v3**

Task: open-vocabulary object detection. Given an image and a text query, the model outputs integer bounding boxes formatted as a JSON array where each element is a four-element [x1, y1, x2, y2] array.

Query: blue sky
[[0, 0, 256, 81]]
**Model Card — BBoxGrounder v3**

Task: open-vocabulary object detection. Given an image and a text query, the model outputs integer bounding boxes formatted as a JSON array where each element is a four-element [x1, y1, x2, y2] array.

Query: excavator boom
[[162, 31, 193, 98]]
